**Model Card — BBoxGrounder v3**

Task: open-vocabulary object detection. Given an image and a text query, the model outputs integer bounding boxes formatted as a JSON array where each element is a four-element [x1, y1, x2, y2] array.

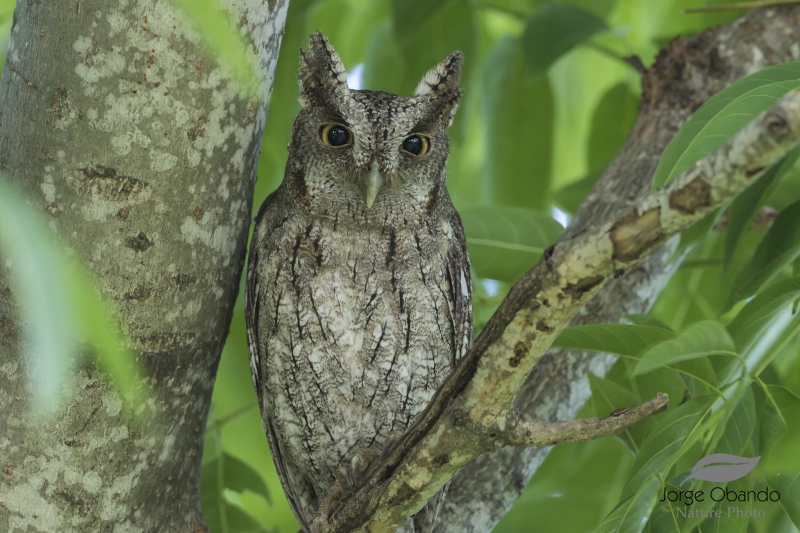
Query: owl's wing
[[263, 418, 318, 532], [245, 188, 278, 414], [446, 210, 473, 363], [245, 189, 318, 531]]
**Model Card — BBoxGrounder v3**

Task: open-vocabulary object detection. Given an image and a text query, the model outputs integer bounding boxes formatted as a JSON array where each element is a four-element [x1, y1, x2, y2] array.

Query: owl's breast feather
[[259, 207, 459, 487]]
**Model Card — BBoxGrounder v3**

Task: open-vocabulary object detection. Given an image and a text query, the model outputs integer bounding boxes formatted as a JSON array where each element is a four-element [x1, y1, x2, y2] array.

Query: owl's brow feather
[[314, 109, 349, 126], [401, 117, 438, 136]]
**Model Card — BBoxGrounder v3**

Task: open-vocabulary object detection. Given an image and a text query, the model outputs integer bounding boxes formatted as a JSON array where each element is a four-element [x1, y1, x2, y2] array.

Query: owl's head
[[286, 32, 462, 216]]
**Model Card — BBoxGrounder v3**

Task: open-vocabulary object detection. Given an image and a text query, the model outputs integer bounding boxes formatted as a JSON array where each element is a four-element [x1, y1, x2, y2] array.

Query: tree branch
[[318, 90, 800, 533], [498, 393, 669, 448], [438, 8, 800, 531]]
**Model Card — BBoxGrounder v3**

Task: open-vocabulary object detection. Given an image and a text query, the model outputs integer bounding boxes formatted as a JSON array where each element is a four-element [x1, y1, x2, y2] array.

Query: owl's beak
[[365, 161, 383, 209]]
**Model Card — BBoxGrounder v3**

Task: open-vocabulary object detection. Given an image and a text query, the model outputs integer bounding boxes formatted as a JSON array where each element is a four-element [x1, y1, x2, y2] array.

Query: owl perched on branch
[[245, 32, 472, 532]]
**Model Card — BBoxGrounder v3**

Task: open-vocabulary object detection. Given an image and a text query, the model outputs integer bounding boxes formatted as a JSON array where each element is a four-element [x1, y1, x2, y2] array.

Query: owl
[[245, 32, 472, 533]]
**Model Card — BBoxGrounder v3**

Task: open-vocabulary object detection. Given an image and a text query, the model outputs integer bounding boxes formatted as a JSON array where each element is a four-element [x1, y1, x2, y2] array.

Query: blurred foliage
[[725, 150, 800, 271], [3, 0, 800, 532], [170, 0, 260, 93], [521, 3, 607, 79], [0, 182, 146, 415], [461, 205, 563, 281]]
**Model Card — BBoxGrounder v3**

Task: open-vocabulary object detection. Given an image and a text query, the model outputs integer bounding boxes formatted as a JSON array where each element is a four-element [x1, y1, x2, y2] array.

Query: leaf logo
[[680, 454, 760, 486]]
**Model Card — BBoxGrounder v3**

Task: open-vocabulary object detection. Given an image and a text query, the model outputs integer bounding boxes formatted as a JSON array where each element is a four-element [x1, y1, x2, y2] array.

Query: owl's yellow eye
[[401, 135, 429, 156], [320, 124, 352, 147]]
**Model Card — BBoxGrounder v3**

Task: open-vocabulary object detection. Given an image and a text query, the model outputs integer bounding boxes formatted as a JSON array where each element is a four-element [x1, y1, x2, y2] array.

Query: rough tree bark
[[0, 1, 287, 531], [437, 6, 800, 532]]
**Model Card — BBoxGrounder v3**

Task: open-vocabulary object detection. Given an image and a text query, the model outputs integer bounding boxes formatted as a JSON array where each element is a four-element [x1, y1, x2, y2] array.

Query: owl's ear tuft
[[414, 51, 463, 127], [297, 31, 350, 108]]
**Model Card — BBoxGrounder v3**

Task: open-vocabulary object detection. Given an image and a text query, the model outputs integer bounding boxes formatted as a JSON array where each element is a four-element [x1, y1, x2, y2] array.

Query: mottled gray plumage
[[245, 32, 471, 532]]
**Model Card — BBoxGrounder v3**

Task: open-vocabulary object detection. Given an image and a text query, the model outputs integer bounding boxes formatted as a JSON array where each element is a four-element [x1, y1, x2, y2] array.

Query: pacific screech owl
[[245, 32, 472, 533]]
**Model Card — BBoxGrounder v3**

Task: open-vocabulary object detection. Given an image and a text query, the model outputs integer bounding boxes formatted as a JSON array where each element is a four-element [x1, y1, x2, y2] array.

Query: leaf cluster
[[525, 64, 800, 533]]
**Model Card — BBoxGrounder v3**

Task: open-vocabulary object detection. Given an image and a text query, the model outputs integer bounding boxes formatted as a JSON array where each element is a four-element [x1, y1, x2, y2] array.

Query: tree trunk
[[0, 1, 287, 531], [436, 6, 800, 532]]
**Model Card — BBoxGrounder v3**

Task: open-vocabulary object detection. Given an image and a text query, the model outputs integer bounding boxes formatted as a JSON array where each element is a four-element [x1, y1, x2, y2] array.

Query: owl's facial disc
[[365, 161, 383, 209]]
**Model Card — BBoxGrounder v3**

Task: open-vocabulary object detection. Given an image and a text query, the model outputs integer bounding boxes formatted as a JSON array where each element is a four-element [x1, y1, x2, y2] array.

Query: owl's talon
[[338, 465, 356, 493], [347, 447, 382, 491], [350, 456, 361, 489], [380, 433, 400, 459], [313, 479, 345, 532]]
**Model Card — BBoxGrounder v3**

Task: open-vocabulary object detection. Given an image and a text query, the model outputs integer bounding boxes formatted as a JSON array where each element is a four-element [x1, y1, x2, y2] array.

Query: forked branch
[[498, 393, 669, 448], [318, 91, 800, 533]]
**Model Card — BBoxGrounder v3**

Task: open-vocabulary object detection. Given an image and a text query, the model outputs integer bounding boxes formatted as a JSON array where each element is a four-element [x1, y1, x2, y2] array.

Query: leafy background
[[2, 0, 800, 532]]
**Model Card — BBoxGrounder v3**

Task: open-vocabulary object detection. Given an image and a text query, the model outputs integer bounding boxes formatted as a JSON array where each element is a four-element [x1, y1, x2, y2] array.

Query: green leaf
[[594, 478, 661, 533], [589, 373, 641, 453], [201, 452, 269, 533], [672, 206, 724, 261], [170, 0, 259, 93], [0, 3, 11, 77], [726, 277, 800, 355], [697, 469, 756, 533], [362, 19, 406, 94], [652, 62, 800, 191], [369, 0, 477, 133], [553, 169, 603, 214], [460, 205, 563, 282], [724, 150, 800, 271], [304, 0, 389, 68], [634, 321, 737, 376], [744, 309, 800, 382], [624, 315, 675, 331], [715, 385, 756, 456], [493, 435, 634, 533], [0, 182, 143, 413], [634, 368, 687, 414], [203, 432, 223, 465], [644, 497, 681, 533], [766, 150, 800, 212], [0, 0, 13, 19], [673, 357, 718, 391], [553, 324, 677, 357], [223, 504, 268, 533], [521, 3, 608, 79], [463, 0, 539, 18], [563, 0, 616, 18], [759, 386, 800, 528], [391, 0, 451, 43], [623, 395, 716, 498], [220, 453, 271, 503], [588, 83, 640, 171], [760, 386, 800, 459], [710, 354, 743, 390], [391, 0, 476, 98], [753, 510, 800, 533], [482, 36, 554, 209], [202, 493, 265, 533], [589, 373, 641, 417], [725, 200, 800, 311]]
